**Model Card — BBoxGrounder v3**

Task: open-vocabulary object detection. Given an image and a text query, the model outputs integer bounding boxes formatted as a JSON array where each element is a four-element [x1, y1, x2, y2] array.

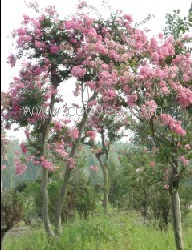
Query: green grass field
[[3, 211, 192, 250]]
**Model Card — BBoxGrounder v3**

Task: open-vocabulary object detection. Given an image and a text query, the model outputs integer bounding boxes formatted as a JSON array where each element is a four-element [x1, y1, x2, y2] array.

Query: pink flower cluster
[[164, 184, 169, 189], [33, 160, 40, 165], [71, 66, 86, 78], [140, 100, 158, 119], [78, 1, 87, 9], [40, 157, 54, 171], [20, 143, 28, 154], [179, 156, 189, 167], [54, 121, 63, 132], [7, 54, 16, 67], [54, 140, 68, 158], [161, 114, 186, 136], [68, 158, 76, 169], [90, 165, 99, 172], [184, 144, 191, 150], [127, 95, 137, 107], [176, 86, 192, 108], [68, 127, 79, 140], [15, 159, 27, 175], [86, 131, 96, 140], [50, 45, 59, 54]]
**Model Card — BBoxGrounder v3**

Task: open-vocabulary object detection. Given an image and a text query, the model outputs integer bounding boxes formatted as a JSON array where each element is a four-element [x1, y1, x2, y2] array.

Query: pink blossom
[[127, 95, 137, 107], [17, 28, 28, 36], [23, 15, 30, 24], [159, 32, 164, 39], [164, 185, 169, 189], [179, 156, 189, 166], [7, 54, 16, 67], [63, 119, 71, 124], [40, 159, 54, 171], [20, 143, 28, 154], [15, 159, 27, 175], [1, 165, 6, 171], [184, 144, 191, 150], [24, 130, 30, 138], [35, 41, 45, 48], [78, 1, 87, 9], [50, 45, 59, 54], [90, 165, 99, 172], [90, 165, 94, 170], [86, 131, 96, 140], [70, 39, 78, 44], [161, 114, 186, 136], [45, 6, 57, 15], [151, 52, 159, 62], [71, 66, 86, 78], [123, 14, 133, 22], [68, 127, 79, 140], [54, 121, 62, 131], [68, 158, 75, 169], [54, 141, 68, 158], [44, 58, 49, 64], [33, 160, 40, 165], [94, 166, 99, 172]]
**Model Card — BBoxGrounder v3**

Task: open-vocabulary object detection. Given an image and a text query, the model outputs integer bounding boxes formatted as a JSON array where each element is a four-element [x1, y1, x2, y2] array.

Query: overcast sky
[[1, 0, 191, 141]]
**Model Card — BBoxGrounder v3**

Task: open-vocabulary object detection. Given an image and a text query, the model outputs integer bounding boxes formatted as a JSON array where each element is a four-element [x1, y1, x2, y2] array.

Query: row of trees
[[1, 2, 192, 249], [1, 140, 192, 237]]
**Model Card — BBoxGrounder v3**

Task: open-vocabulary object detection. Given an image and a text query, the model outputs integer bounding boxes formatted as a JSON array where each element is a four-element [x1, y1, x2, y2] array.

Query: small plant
[[1, 190, 23, 244]]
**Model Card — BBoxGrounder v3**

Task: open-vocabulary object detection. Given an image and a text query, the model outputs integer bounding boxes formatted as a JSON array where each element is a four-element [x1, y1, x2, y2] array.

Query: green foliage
[[20, 165, 98, 223], [3, 212, 192, 249], [164, 10, 192, 39], [1, 189, 23, 241]]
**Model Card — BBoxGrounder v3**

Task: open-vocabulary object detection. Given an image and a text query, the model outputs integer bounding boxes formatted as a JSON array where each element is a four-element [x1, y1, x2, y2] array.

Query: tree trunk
[[54, 167, 71, 233], [170, 190, 184, 250], [40, 67, 56, 236], [142, 189, 148, 224], [54, 92, 97, 234], [103, 166, 108, 215], [40, 168, 55, 237]]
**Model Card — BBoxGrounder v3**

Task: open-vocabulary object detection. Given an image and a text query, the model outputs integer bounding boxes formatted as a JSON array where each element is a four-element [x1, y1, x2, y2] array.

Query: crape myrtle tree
[[2, 3, 100, 236], [130, 104, 192, 250], [115, 146, 171, 230], [82, 107, 129, 215], [116, 10, 192, 250], [3, 2, 191, 244], [2, 1, 152, 235]]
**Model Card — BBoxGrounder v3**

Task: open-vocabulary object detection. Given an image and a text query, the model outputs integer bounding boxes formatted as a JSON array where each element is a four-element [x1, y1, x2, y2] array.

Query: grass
[[2, 212, 192, 250]]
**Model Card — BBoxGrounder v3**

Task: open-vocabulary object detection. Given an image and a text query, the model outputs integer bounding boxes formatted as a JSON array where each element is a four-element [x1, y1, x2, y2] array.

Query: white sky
[[1, 0, 191, 141]]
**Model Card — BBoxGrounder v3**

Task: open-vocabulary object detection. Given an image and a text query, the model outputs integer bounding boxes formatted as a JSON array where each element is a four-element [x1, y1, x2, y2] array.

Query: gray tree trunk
[[40, 168, 54, 237], [54, 167, 71, 233], [40, 67, 56, 237], [171, 190, 184, 250], [103, 166, 108, 215]]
